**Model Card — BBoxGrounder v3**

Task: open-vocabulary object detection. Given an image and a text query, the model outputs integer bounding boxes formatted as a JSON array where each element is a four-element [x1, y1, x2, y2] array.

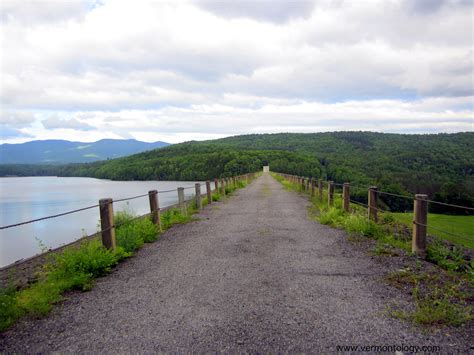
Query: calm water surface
[[0, 177, 206, 267]]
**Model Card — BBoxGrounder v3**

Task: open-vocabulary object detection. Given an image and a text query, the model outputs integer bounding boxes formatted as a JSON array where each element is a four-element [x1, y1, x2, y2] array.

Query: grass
[[392, 213, 474, 249], [0, 175, 254, 332], [1, 240, 128, 330], [0, 209, 187, 331], [385, 268, 472, 326]]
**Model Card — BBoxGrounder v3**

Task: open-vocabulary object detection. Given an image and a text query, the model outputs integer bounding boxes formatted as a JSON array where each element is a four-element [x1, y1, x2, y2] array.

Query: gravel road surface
[[1, 173, 471, 352]]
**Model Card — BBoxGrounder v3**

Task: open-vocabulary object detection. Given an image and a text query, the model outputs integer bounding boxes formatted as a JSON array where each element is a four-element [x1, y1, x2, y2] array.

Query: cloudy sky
[[0, 0, 472, 143]]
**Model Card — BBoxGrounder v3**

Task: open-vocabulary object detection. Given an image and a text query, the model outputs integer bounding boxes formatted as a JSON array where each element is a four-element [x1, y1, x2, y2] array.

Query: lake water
[[0, 177, 208, 267]]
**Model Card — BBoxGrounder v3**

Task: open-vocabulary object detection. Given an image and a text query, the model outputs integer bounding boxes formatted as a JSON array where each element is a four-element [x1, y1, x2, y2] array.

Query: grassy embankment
[[272, 173, 473, 327], [0, 179, 248, 331], [391, 213, 473, 249]]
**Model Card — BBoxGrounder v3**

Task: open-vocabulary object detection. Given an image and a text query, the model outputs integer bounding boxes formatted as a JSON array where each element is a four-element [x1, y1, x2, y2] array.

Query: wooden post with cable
[[206, 180, 212, 204], [368, 186, 378, 222], [328, 181, 334, 207], [178, 187, 186, 216], [413, 194, 428, 258], [195, 183, 202, 211], [343, 183, 350, 212], [148, 190, 162, 231], [318, 179, 323, 201], [99, 198, 116, 250]]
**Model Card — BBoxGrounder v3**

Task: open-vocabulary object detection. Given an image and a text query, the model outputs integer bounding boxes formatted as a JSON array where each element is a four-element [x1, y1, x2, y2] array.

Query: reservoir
[[0, 177, 206, 267]]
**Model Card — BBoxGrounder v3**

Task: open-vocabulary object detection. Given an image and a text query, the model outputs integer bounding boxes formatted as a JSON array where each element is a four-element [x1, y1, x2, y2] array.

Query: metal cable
[[377, 191, 414, 200], [349, 199, 369, 208], [413, 221, 473, 240], [0, 204, 100, 230], [426, 200, 474, 211], [157, 189, 176, 194], [114, 193, 149, 203]]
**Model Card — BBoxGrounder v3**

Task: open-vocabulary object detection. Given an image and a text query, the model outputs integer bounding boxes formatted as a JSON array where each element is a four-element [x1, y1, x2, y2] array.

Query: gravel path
[[1, 173, 471, 352]]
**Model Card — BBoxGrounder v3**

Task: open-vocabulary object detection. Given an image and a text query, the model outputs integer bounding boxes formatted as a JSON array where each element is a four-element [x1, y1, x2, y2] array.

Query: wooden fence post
[[206, 180, 212, 204], [195, 183, 202, 210], [318, 179, 323, 201], [311, 178, 315, 197], [301, 177, 305, 191], [368, 186, 378, 222], [343, 183, 350, 212], [220, 179, 226, 195], [306, 178, 310, 192], [328, 181, 334, 207], [148, 190, 162, 231], [412, 194, 428, 258], [178, 187, 186, 216], [99, 198, 116, 250], [214, 178, 219, 193]]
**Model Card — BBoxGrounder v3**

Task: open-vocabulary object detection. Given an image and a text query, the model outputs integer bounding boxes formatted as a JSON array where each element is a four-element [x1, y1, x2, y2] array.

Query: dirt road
[[1, 173, 470, 352]]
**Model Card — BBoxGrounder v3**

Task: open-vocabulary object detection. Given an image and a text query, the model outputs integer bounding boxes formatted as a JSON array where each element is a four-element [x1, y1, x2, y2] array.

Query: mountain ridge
[[0, 139, 170, 164]]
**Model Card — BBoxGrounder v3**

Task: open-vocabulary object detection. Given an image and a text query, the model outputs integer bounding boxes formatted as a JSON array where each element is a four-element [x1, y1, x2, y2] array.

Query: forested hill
[[1, 132, 473, 211]]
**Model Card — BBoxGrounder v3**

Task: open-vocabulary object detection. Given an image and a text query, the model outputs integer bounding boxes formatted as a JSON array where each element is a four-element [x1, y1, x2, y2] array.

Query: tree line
[[1, 132, 472, 214]]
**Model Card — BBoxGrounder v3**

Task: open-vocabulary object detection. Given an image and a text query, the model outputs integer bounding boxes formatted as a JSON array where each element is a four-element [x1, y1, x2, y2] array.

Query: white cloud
[[0, 0, 472, 144]]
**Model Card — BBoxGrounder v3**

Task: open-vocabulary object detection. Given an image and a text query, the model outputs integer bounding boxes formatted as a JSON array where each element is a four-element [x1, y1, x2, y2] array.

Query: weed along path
[[0, 174, 470, 352]]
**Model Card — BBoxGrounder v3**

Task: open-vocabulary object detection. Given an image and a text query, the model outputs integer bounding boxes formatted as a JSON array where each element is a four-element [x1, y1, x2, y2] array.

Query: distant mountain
[[0, 139, 170, 164]]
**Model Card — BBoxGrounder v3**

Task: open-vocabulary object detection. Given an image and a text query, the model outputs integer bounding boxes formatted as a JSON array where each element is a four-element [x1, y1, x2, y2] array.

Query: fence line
[[425, 199, 474, 211], [275, 172, 473, 258], [113, 193, 150, 203], [0, 173, 257, 275], [376, 191, 414, 200], [0, 204, 100, 230]]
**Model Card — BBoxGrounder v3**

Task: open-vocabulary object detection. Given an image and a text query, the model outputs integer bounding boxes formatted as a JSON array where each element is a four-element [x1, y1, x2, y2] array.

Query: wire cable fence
[[275, 173, 473, 253], [0, 204, 100, 230], [0, 184, 204, 231]]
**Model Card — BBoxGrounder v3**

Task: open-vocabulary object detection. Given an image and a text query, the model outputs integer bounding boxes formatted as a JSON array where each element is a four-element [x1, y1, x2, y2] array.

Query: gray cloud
[[42, 116, 94, 131], [0, 111, 36, 127], [0, 0, 98, 25], [404, 0, 472, 14], [194, 0, 315, 23]]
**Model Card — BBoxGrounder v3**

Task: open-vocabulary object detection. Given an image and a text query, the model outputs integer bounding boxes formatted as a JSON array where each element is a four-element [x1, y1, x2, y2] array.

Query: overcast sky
[[0, 0, 473, 144]]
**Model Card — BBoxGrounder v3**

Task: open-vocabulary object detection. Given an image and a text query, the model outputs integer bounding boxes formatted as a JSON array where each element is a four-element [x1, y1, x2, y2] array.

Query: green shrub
[[318, 207, 344, 226], [0, 286, 21, 331], [411, 286, 472, 326], [236, 181, 247, 188], [343, 213, 381, 238], [53, 240, 123, 279], [161, 208, 190, 229], [212, 193, 221, 201], [116, 224, 145, 252], [115, 211, 159, 252], [426, 240, 470, 272]]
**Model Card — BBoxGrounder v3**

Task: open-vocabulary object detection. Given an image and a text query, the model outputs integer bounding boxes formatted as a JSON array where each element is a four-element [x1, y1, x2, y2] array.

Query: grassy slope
[[392, 213, 474, 249]]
